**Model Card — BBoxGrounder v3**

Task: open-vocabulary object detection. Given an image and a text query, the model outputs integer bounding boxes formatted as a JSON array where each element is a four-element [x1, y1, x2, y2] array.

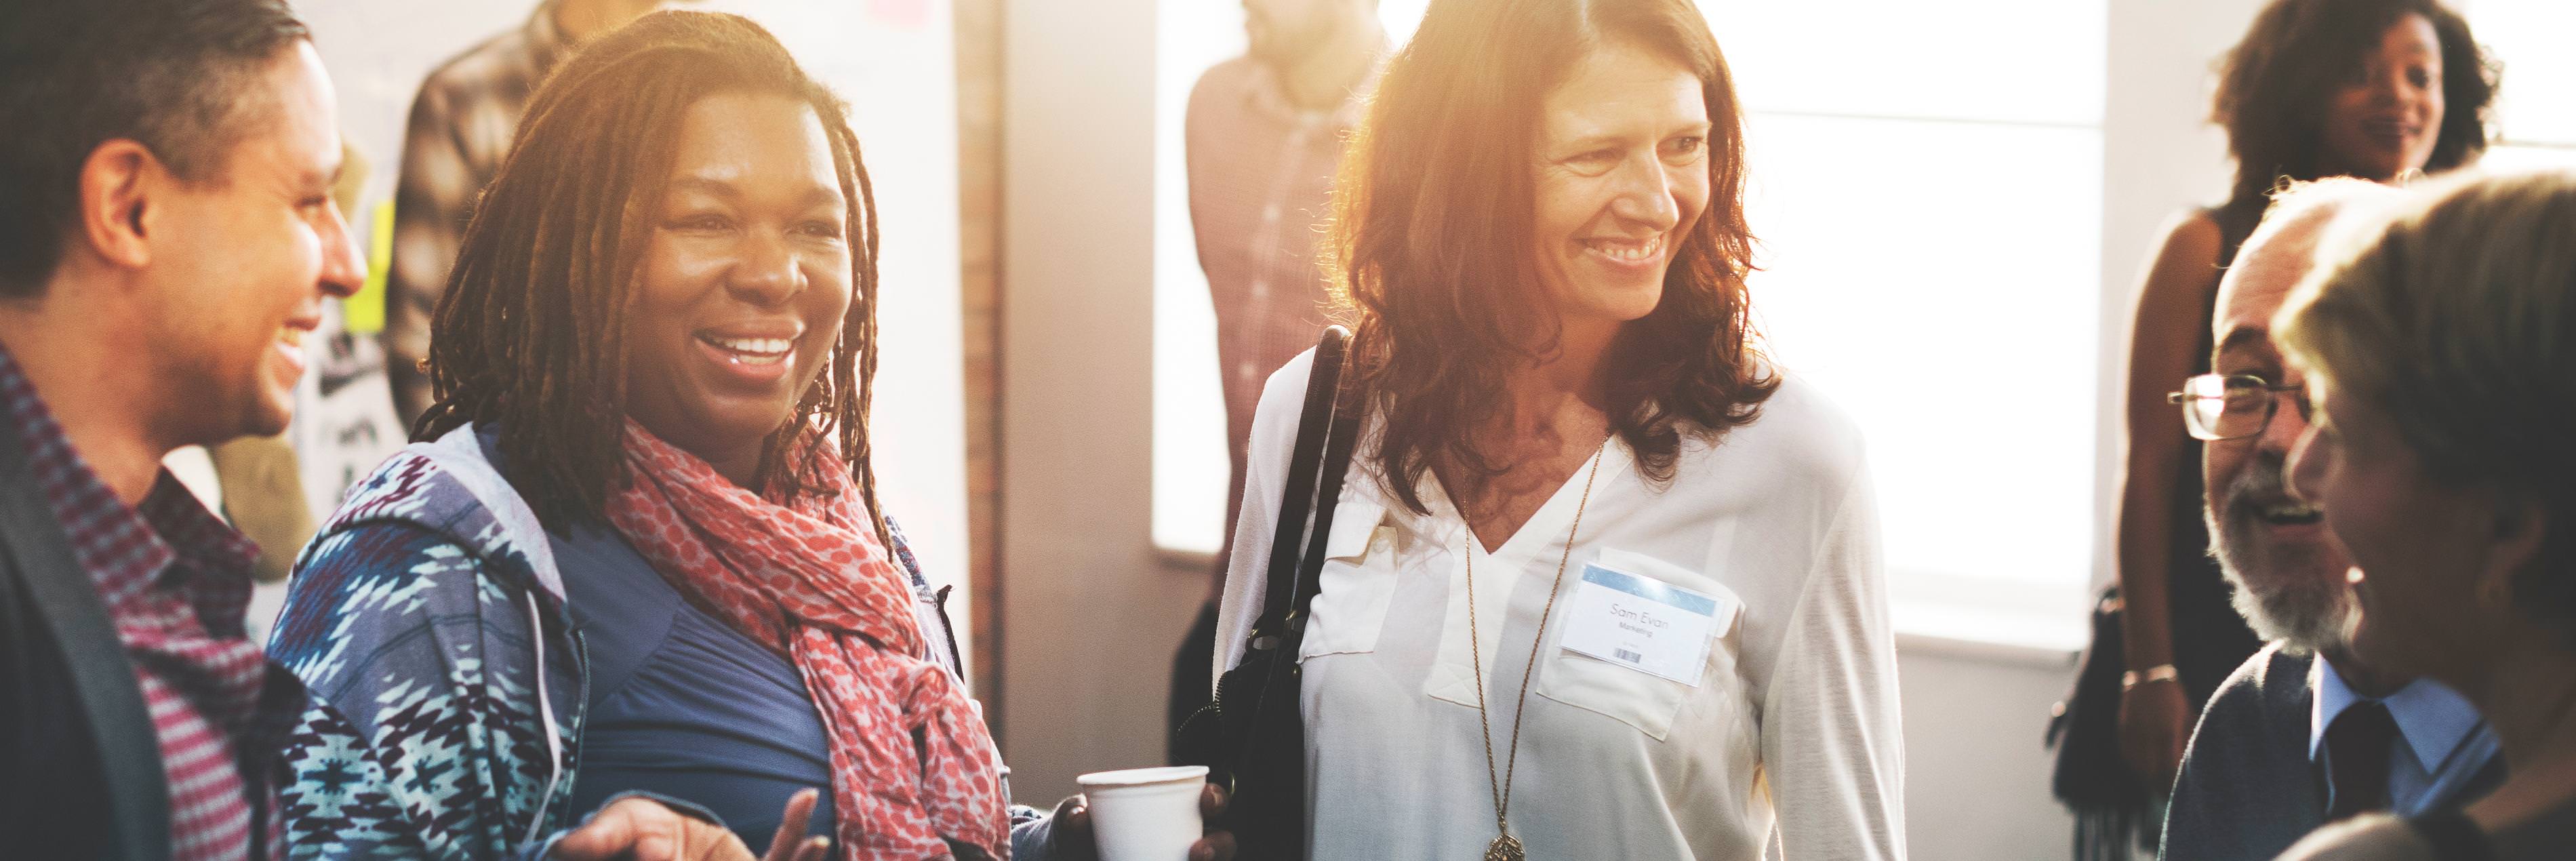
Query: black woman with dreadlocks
[[268, 12, 1229, 861]]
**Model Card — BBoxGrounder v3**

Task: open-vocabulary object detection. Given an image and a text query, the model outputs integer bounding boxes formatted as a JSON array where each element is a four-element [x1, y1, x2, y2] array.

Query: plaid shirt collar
[[0, 344, 258, 615]]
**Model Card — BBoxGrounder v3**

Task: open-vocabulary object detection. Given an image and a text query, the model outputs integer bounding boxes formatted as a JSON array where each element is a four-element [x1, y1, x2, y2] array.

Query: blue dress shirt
[[2309, 654, 2501, 816]]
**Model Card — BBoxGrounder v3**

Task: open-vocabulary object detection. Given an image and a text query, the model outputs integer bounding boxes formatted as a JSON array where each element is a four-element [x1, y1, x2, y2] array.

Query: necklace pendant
[[1485, 833, 1525, 861]]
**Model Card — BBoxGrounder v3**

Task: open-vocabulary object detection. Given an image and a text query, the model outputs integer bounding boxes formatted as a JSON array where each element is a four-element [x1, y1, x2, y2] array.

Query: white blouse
[[1214, 351, 1906, 860]]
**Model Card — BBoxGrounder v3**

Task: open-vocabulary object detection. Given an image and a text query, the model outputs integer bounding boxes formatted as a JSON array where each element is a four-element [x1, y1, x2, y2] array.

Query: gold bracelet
[[2121, 664, 2180, 691]]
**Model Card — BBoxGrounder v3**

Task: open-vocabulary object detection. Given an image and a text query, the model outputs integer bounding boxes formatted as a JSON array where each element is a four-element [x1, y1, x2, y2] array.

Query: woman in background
[[2273, 170, 2576, 859], [1213, 0, 1901, 857], [2108, 0, 2493, 821]]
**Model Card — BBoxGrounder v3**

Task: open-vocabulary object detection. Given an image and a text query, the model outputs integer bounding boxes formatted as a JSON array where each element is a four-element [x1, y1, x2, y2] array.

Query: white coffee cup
[[1076, 765, 1209, 861]]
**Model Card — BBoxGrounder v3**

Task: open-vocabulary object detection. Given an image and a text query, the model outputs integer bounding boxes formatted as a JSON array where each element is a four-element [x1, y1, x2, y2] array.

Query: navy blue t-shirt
[[555, 520, 837, 854]]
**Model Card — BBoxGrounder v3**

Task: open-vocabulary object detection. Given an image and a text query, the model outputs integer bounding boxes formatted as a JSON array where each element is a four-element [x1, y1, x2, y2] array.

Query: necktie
[[2325, 700, 2398, 820]]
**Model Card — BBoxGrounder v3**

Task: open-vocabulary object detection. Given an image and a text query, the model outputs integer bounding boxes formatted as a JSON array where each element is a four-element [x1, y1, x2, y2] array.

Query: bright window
[[2460, 0, 2576, 166], [1710, 1, 2106, 644], [1146, 0, 1236, 557]]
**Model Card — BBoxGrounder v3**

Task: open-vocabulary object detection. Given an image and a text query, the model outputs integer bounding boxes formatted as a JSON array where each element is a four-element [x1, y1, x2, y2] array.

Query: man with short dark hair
[[2159, 179, 2506, 860], [0, 2, 361, 857]]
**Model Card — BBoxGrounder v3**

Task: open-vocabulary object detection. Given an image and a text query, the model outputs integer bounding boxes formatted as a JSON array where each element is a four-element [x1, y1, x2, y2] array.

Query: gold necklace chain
[[1463, 439, 1608, 861]]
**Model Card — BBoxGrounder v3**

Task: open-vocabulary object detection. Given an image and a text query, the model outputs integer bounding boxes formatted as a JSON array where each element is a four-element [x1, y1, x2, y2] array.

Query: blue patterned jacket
[[268, 427, 1046, 859]]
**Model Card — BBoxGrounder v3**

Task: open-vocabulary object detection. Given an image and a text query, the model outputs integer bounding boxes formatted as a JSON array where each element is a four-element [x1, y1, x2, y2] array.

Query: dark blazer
[[2160, 643, 2505, 861], [0, 414, 168, 860]]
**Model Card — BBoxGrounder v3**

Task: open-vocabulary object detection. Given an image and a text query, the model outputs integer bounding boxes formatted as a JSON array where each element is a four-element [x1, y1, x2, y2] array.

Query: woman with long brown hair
[[1211, 0, 1902, 857]]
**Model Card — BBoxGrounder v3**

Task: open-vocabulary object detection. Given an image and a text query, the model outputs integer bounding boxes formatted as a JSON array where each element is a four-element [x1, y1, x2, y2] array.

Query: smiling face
[[2202, 222, 2354, 652], [2286, 378, 2503, 679], [1529, 40, 1712, 331], [145, 41, 365, 443], [2320, 13, 2446, 182], [619, 91, 853, 485]]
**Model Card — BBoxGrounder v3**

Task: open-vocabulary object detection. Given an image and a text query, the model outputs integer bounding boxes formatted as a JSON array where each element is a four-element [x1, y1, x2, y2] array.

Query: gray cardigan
[[2162, 644, 2326, 861], [2159, 643, 2505, 860]]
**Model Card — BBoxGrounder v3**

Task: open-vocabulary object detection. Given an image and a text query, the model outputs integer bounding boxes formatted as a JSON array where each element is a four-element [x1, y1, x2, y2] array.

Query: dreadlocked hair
[[416, 10, 889, 546]]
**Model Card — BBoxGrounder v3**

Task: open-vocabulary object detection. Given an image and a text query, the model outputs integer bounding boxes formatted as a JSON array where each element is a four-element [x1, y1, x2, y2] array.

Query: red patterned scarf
[[604, 422, 1009, 859]]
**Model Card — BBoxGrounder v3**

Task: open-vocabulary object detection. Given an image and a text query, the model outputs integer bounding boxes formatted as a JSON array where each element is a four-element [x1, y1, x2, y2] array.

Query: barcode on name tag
[[1615, 648, 1642, 662]]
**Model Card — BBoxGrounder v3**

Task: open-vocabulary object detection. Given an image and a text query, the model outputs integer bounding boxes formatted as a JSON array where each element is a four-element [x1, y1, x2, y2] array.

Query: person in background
[[2273, 169, 2576, 860], [1213, 0, 1903, 856], [2158, 178, 2503, 861], [2106, 0, 2492, 839], [273, 12, 1230, 860], [1168, 0, 1389, 749], [383, 0, 693, 427], [0, 2, 363, 856]]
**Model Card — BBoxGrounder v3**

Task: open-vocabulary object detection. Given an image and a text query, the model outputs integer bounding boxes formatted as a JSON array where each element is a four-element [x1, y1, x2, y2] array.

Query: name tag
[[1558, 563, 1729, 686]]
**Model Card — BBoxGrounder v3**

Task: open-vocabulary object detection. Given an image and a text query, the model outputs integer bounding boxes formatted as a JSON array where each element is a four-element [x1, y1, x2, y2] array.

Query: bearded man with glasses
[[2158, 178, 2507, 860]]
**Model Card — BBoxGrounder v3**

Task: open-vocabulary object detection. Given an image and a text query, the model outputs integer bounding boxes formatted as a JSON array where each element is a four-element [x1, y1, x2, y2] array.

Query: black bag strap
[[1247, 326, 1351, 651], [1232, 327, 1356, 763], [1293, 391, 1361, 618]]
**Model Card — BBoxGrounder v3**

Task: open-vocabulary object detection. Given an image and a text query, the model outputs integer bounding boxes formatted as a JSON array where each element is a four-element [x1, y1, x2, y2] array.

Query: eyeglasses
[[2166, 374, 2310, 441]]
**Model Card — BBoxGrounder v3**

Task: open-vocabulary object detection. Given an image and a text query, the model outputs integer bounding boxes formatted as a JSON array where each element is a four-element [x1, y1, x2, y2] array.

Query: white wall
[[997, 0, 1194, 804], [1891, 639, 2078, 860]]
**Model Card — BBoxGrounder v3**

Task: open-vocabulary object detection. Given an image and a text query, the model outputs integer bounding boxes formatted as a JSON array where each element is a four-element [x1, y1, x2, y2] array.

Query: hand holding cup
[[1051, 766, 1235, 861]]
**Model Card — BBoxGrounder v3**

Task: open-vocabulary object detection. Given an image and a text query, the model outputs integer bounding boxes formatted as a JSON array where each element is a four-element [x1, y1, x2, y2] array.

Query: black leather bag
[[1173, 326, 1359, 861], [2045, 584, 2156, 860]]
